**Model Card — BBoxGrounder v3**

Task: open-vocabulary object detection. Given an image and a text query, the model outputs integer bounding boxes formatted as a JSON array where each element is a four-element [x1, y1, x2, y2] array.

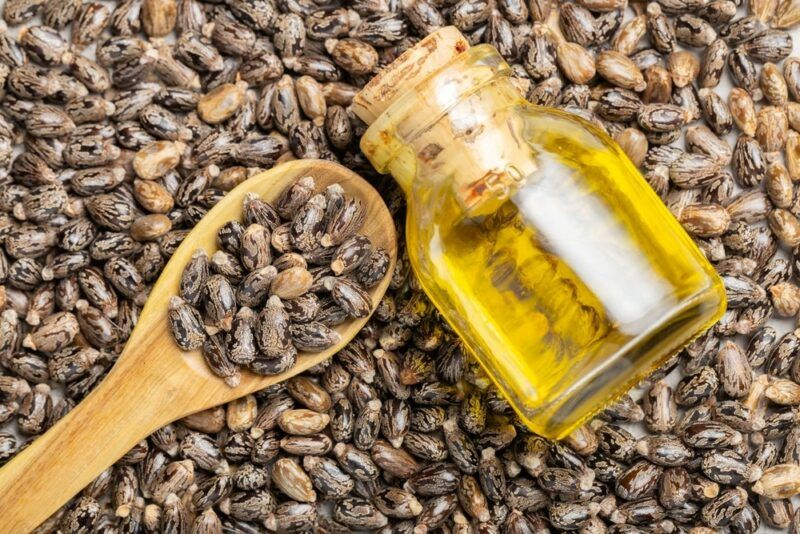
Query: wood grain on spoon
[[0, 159, 396, 533]]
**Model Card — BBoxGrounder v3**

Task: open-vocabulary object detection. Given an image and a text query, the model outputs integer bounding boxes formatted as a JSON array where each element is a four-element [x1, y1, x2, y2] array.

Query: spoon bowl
[[0, 159, 396, 532]]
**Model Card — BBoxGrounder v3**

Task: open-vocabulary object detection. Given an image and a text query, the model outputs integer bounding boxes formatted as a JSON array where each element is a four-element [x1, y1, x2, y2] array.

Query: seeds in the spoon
[[167, 178, 379, 382], [167, 296, 205, 350]]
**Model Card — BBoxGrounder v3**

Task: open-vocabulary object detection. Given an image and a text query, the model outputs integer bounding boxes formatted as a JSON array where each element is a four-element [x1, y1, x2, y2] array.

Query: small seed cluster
[[0, 0, 799, 530], [169, 176, 388, 386]]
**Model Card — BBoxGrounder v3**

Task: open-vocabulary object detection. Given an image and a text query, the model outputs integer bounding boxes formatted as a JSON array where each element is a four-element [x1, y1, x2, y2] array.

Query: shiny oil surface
[[360, 47, 726, 438], [403, 106, 726, 438]]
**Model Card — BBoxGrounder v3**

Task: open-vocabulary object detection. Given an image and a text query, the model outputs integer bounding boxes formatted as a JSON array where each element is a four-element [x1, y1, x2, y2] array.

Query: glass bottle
[[353, 28, 726, 439]]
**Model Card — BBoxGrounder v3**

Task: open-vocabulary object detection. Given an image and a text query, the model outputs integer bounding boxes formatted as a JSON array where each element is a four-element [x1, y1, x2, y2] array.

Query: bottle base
[[516, 284, 726, 439]]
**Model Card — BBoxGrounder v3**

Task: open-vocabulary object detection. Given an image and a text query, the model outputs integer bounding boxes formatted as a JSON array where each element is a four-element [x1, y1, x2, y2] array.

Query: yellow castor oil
[[353, 27, 726, 439]]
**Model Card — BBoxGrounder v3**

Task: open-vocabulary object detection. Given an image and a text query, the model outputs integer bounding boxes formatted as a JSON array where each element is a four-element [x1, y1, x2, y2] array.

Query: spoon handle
[[0, 358, 180, 533]]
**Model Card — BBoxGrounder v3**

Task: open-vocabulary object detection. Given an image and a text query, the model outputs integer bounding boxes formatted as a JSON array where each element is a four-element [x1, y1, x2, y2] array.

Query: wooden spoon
[[0, 159, 396, 532]]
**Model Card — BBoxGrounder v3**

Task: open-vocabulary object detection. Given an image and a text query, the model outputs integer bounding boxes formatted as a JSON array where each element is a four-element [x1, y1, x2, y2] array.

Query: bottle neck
[[360, 46, 536, 216]]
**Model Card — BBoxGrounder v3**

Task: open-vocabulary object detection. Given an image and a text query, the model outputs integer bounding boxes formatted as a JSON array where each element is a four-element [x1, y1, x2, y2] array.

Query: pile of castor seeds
[[0, 0, 799, 530], [169, 176, 390, 386]]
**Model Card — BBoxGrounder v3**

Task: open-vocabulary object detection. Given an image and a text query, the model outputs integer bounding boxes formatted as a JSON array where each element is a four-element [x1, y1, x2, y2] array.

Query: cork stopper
[[352, 26, 471, 125]]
